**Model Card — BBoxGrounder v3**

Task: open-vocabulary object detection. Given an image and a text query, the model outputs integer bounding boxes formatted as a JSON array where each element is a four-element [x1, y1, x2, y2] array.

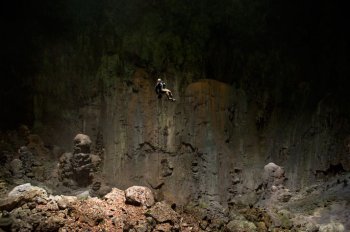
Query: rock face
[[5, 68, 347, 230], [0, 130, 59, 188], [36, 69, 349, 212]]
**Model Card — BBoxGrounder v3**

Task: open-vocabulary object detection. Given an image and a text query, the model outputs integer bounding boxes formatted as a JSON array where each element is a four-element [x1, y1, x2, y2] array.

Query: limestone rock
[[145, 201, 179, 224], [58, 134, 100, 187], [9, 159, 23, 178], [103, 188, 126, 204], [0, 184, 47, 211], [125, 186, 155, 207], [50, 195, 77, 209], [76, 190, 91, 199], [263, 163, 286, 187], [0, 197, 21, 211], [225, 219, 257, 232], [8, 183, 47, 198], [89, 180, 112, 197], [73, 134, 92, 153], [319, 222, 345, 232]]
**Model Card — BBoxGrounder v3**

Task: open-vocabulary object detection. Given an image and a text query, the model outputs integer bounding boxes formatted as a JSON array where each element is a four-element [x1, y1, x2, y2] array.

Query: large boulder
[[8, 183, 47, 198], [125, 186, 155, 207], [263, 163, 286, 188], [257, 163, 292, 207], [0, 183, 47, 211], [58, 134, 101, 187]]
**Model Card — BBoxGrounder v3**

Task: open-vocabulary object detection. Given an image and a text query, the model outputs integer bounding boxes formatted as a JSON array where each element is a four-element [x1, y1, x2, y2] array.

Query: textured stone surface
[[73, 134, 92, 153], [26, 69, 350, 214], [8, 183, 47, 198], [225, 219, 257, 232], [3, 69, 348, 230], [125, 186, 155, 207], [146, 201, 179, 224], [0, 184, 200, 232], [58, 134, 101, 188]]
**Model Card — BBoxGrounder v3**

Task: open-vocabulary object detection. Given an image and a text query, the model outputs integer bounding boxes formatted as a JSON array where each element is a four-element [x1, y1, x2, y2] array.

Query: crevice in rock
[[315, 163, 346, 179]]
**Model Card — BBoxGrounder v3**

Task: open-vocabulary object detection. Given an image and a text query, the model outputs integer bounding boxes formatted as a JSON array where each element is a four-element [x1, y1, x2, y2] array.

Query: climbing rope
[[157, 97, 161, 179]]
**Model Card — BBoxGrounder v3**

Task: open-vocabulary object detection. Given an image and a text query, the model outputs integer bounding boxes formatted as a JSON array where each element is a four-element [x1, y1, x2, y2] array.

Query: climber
[[155, 78, 176, 101]]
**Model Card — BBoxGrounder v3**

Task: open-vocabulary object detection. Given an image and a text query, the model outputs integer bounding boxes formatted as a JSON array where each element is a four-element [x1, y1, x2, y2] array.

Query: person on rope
[[155, 78, 176, 101]]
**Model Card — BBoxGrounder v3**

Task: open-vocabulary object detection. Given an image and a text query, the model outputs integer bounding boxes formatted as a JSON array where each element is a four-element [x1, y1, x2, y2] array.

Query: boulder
[[145, 201, 179, 224], [0, 196, 22, 211], [8, 183, 47, 198], [103, 188, 126, 204], [0, 184, 47, 211], [263, 163, 286, 187], [73, 134, 92, 153], [125, 186, 155, 207], [9, 159, 23, 178]]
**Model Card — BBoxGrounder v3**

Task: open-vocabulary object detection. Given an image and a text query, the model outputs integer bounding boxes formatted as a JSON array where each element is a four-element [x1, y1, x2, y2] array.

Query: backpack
[[155, 82, 165, 95]]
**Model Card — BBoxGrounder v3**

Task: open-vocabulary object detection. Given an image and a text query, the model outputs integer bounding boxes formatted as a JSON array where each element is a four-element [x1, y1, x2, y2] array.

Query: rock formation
[[0, 183, 199, 232], [0, 131, 349, 231], [58, 134, 101, 189], [0, 128, 58, 188], [125, 186, 155, 207], [1, 1, 349, 230]]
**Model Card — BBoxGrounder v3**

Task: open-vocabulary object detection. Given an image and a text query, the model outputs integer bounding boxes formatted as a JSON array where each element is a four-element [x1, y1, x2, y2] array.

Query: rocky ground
[[1, 128, 349, 231], [0, 183, 202, 232], [0, 173, 349, 232]]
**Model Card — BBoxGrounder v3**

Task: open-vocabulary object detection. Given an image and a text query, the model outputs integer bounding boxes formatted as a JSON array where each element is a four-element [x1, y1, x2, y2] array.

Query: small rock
[[319, 222, 345, 232], [200, 220, 208, 229], [225, 219, 257, 232], [76, 190, 90, 200], [154, 223, 173, 232], [0, 215, 13, 230], [145, 201, 179, 224], [53, 195, 77, 209], [104, 188, 125, 203]]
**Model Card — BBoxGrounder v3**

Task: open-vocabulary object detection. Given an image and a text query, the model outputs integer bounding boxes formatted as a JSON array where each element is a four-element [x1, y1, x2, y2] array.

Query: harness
[[155, 82, 165, 95]]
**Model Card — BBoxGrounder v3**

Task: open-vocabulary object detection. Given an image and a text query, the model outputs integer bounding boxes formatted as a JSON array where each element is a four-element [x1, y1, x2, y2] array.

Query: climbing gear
[[155, 79, 176, 102]]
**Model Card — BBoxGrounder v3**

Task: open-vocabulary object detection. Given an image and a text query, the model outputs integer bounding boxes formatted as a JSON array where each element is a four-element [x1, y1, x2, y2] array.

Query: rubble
[[0, 184, 200, 232]]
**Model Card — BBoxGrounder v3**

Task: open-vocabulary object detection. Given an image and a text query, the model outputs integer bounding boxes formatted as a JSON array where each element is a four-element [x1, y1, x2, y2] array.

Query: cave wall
[[38, 65, 349, 207], [2, 0, 350, 207]]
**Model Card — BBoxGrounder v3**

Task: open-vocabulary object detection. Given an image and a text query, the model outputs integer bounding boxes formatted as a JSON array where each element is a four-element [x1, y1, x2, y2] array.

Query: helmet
[[157, 78, 161, 82]]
